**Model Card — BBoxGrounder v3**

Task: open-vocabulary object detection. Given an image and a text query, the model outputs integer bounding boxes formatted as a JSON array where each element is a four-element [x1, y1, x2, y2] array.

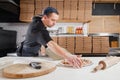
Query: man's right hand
[[65, 54, 83, 68]]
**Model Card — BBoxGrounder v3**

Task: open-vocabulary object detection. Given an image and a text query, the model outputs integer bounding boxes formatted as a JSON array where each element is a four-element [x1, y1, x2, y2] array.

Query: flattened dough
[[60, 58, 93, 68]]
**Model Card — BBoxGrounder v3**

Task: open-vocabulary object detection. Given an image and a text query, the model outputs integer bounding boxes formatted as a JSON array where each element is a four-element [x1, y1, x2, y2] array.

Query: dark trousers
[[17, 45, 39, 57]]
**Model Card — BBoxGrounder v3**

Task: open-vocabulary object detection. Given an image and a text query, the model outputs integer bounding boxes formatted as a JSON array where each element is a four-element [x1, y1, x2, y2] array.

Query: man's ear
[[43, 15, 48, 20]]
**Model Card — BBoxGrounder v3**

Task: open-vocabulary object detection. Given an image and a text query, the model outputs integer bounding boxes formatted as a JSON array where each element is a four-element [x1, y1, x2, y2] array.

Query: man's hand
[[39, 45, 46, 56], [65, 54, 83, 68]]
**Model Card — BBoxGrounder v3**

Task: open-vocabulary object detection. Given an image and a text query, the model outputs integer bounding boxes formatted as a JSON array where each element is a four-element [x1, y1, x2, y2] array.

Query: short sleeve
[[36, 30, 52, 47]]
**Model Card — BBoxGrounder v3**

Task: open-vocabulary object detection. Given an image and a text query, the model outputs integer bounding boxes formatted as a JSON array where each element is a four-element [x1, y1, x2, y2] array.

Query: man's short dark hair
[[43, 7, 59, 16]]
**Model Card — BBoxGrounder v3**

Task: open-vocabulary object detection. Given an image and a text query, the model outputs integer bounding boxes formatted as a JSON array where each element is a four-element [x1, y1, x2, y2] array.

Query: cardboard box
[[70, 1, 78, 20], [111, 41, 119, 47], [42, 1, 50, 10], [50, 1, 57, 8], [66, 48, 74, 54], [63, 0, 70, 20], [78, 0, 85, 21], [20, 12, 34, 22], [75, 49, 84, 53], [89, 16, 105, 33], [35, 0, 42, 15], [56, 1, 63, 19], [35, 9, 42, 15], [20, 0, 34, 13], [58, 37, 66, 48]]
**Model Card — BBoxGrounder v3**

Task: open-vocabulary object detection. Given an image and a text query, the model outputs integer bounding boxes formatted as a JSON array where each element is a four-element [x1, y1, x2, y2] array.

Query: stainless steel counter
[[108, 48, 120, 56], [50, 33, 86, 37], [88, 33, 119, 37], [50, 33, 119, 37]]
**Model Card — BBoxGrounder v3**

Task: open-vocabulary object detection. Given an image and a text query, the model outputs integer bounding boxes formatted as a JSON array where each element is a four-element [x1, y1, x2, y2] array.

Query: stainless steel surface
[[54, 33, 119, 37], [108, 48, 120, 56], [89, 33, 119, 37], [50, 33, 85, 37]]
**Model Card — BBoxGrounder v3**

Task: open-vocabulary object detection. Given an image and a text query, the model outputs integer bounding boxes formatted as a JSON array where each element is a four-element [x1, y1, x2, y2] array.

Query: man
[[17, 7, 83, 68]]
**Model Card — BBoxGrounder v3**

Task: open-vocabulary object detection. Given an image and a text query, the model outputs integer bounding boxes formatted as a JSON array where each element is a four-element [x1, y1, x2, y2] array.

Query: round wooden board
[[2, 62, 56, 79]]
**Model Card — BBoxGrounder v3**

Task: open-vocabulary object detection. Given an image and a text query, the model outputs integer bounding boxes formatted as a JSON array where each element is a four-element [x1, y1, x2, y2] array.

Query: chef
[[17, 7, 83, 68]]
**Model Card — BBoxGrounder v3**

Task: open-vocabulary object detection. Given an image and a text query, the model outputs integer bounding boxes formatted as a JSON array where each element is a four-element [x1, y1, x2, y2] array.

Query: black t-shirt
[[24, 16, 52, 48]]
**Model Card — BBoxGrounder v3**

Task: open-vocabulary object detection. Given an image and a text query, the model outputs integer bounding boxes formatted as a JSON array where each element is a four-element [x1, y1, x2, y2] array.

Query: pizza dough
[[59, 58, 93, 68]]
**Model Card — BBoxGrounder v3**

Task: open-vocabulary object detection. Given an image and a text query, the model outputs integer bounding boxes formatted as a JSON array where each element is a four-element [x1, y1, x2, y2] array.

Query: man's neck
[[41, 18, 47, 28]]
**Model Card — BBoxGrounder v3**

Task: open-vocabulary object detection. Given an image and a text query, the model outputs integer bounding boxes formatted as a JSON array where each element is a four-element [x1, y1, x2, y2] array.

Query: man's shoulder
[[32, 16, 42, 21]]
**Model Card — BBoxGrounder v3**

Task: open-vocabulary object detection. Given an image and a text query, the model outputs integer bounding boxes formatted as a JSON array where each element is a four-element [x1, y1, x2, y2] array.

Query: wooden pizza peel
[[2, 61, 56, 79]]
